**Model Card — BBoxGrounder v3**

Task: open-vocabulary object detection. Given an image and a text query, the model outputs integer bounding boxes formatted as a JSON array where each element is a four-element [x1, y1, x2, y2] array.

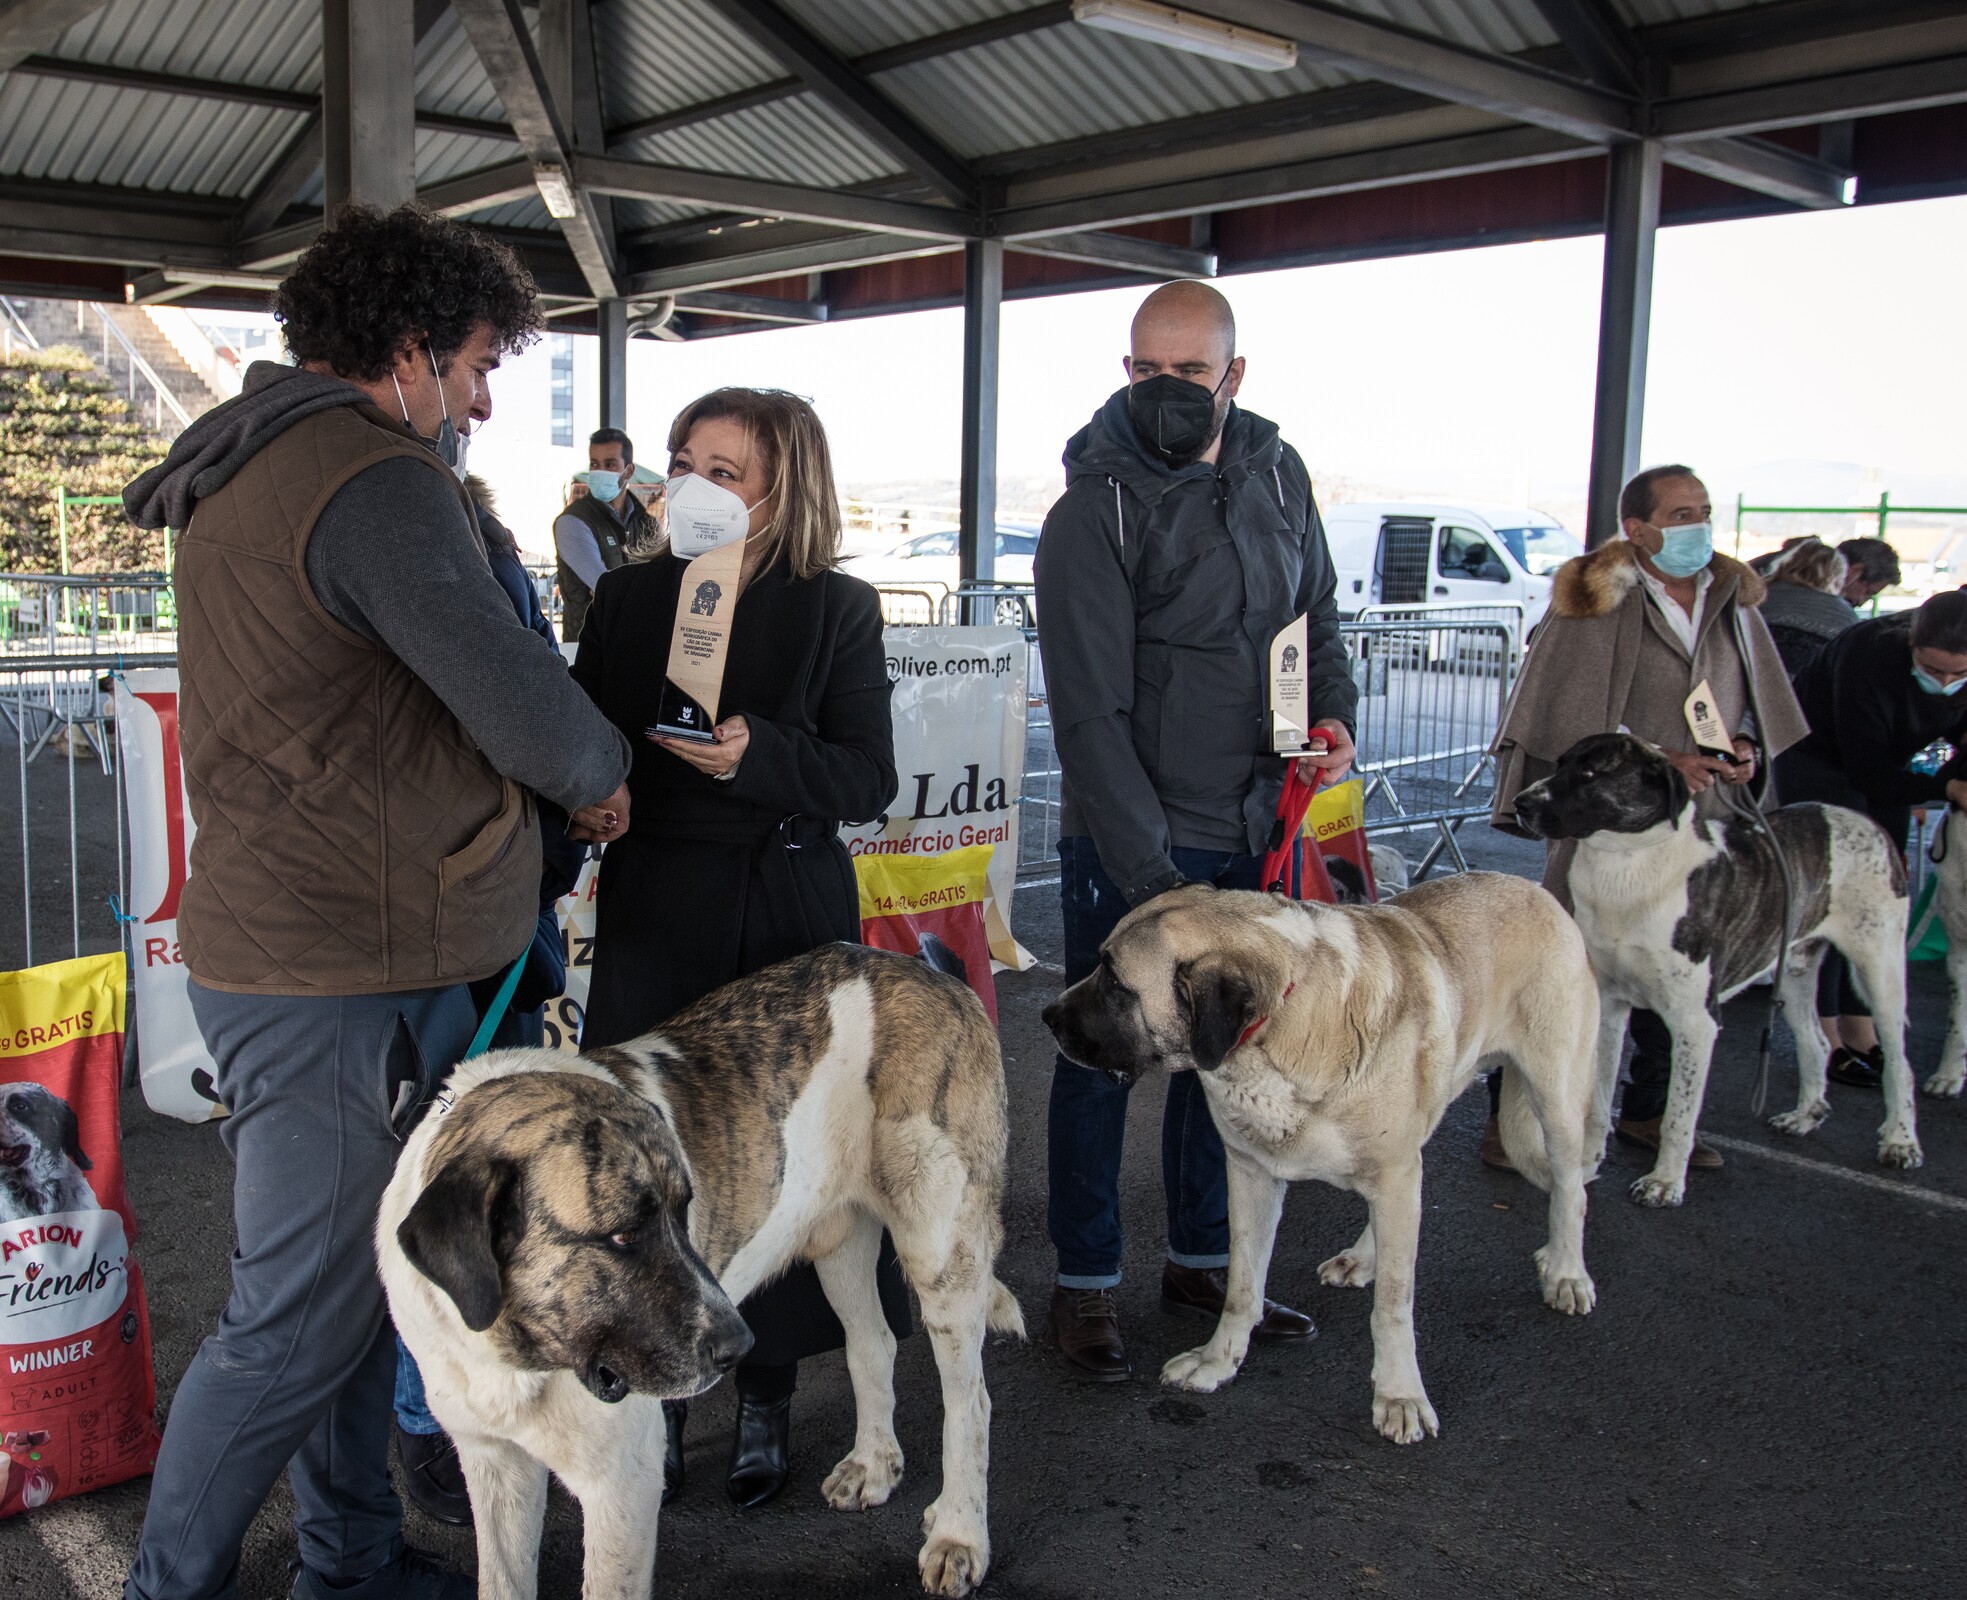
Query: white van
[[1321, 502, 1582, 630]]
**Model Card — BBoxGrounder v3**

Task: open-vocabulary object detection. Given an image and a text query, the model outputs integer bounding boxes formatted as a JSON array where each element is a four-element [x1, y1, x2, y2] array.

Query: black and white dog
[[0, 1082, 98, 1222], [1514, 734, 1919, 1206]]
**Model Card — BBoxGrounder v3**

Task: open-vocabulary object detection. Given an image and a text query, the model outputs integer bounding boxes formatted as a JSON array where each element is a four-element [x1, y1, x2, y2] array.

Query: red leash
[[1261, 757, 1334, 899]]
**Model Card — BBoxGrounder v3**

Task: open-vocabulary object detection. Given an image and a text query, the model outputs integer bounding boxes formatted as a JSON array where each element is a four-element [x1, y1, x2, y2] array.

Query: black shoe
[[290, 1548, 472, 1600], [1827, 1045, 1884, 1089], [726, 1393, 792, 1508], [662, 1399, 686, 1507], [394, 1423, 472, 1527]]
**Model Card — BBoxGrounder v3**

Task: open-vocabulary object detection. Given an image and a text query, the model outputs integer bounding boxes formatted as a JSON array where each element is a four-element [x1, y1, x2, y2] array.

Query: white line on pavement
[[1702, 1133, 1967, 1215], [1016, 874, 1060, 890]]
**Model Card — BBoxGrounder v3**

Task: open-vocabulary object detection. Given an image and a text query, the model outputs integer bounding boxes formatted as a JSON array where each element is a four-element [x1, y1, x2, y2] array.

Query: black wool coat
[[570, 552, 906, 1364]]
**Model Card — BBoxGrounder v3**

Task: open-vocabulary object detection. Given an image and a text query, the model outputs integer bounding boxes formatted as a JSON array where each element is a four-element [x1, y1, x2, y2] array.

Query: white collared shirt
[[1631, 548, 1712, 655]]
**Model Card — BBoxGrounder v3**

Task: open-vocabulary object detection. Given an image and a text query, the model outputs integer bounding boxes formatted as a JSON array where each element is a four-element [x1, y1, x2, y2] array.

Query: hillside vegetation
[[1, 346, 168, 572]]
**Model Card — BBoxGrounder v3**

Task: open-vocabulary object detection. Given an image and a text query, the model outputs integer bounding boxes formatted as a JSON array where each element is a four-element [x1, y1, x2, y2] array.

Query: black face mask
[[1126, 369, 1230, 466]]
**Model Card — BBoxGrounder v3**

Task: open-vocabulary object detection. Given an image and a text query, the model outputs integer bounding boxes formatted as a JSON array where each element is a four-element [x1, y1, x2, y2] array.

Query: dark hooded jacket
[[1034, 389, 1354, 904]]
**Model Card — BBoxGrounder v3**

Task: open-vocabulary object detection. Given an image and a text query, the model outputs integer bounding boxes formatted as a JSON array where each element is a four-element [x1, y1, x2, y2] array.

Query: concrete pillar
[[597, 298, 628, 432], [322, 0, 417, 214], [1585, 139, 1661, 548], [958, 238, 1003, 614]]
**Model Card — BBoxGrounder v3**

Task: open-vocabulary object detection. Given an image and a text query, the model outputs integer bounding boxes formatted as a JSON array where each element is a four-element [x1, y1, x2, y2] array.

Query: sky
[[202, 191, 1967, 555]]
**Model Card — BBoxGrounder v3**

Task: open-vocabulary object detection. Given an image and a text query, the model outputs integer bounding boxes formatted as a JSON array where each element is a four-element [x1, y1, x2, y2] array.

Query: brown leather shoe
[[1048, 1286, 1131, 1382], [1480, 1114, 1518, 1172], [1614, 1115, 1723, 1170], [1160, 1262, 1316, 1343]]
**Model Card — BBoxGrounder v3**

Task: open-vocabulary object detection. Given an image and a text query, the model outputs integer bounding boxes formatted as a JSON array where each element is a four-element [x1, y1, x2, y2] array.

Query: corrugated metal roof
[[620, 90, 905, 188], [594, 0, 789, 127], [792, 0, 1044, 60], [51, 0, 322, 92], [878, 20, 1360, 160], [0, 73, 298, 195], [1618, 0, 1770, 26], [415, 8, 506, 123], [1320, 1, 1555, 57]]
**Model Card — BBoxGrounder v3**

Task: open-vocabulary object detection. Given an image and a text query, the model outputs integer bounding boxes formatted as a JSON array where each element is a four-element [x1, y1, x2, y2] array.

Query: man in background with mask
[[554, 426, 658, 643], [1033, 279, 1356, 1381], [1490, 465, 1805, 1171], [122, 204, 631, 1600]]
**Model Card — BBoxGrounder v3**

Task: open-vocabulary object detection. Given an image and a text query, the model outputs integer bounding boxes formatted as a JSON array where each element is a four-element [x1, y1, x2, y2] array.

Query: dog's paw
[[1160, 1345, 1239, 1394], [1628, 1173, 1685, 1208], [1877, 1132, 1924, 1170], [1770, 1101, 1830, 1137], [1317, 1249, 1373, 1288], [1921, 1069, 1965, 1099], [1534, 1247, 1596, 1315], [823, 1442, 903, 1511], [1371, 1391, 1439, 1445], [918, 1521, 988, 1599]]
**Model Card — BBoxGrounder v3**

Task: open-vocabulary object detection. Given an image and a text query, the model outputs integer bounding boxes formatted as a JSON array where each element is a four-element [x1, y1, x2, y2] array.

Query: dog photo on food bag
[[1045, 873, 1601, 1444], [0, 1083, 100, 1223], [380, 943, 1021, 1600]]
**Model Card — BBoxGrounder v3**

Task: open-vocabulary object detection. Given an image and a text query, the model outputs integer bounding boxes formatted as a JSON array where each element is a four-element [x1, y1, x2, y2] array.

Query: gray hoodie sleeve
[[1034, 480, 1183, 905], [305, 456, 630, 812]]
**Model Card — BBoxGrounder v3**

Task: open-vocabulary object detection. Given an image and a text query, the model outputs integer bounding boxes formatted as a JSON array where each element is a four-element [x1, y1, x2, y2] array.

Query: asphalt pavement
[[10, 819, 1967, 1598]]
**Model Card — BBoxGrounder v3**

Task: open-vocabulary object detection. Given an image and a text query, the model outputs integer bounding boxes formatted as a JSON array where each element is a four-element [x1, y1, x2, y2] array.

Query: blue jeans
[[393, 1334, 441, 1436], [1047, 837, 1261, 1289]]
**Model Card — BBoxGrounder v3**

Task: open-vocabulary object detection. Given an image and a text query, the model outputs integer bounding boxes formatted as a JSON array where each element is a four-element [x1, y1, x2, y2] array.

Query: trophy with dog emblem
[[651, 504, 747, 742], [1268, 613, 1314, 753]]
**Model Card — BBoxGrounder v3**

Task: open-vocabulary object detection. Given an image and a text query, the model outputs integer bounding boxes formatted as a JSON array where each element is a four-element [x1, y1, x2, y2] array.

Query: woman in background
[[1758, 537, 1857, 679], [569, 387, 905, 1509]]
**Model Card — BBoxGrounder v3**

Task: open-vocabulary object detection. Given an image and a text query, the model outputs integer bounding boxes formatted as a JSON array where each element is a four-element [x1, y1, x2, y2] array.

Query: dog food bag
[[0, 951, 160, 1518], [856, 845, 999, 1025], [1303, 778, 1378, 903]]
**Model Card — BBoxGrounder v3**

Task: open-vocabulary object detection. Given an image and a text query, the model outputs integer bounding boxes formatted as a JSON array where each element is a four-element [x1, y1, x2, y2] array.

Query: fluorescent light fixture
[[1073, 0, 1298, 72], [533, 163, 579, 219]]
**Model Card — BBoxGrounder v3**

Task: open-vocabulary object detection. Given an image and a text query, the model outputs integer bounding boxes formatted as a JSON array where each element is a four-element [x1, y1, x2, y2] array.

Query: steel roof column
[[321, 0, 416, 214], [597, 297, 628, 432], [958, 238, 1003, 617], [1586, 138, 1661, 548]]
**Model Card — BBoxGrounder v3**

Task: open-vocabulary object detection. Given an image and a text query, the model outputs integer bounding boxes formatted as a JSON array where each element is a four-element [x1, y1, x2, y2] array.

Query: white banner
[[110, 669, 221, 1124], [842, 627, 1032, 971], [117, 631, 1030, 1094]]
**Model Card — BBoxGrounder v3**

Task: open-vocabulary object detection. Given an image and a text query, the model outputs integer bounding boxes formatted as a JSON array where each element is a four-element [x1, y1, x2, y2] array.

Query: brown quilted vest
[[174, 401, 540, 995], [556, 491, 652, 642]]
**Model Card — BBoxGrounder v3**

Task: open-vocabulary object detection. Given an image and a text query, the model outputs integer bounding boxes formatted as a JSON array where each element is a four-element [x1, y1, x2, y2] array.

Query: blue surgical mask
[[1913, 662, 1967, 696], [584, 470, 624, 502], [1647, 520, 1713, 579]]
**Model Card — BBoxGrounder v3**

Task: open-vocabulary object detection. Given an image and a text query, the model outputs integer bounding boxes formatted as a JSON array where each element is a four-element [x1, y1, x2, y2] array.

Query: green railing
[[1734, 492, 1967, 552], [54, 487, 173, 576]]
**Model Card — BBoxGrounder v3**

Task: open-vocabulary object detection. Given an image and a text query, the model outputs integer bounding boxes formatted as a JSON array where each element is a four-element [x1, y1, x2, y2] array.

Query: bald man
[[1033, 280, 1357, 1381]]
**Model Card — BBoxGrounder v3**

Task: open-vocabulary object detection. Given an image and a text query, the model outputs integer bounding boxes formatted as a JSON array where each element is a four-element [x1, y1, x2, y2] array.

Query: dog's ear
[[397, 1154, 519, 1333], [50, 1094, 90, 1171], [1179, 959, 1262, 1073], [1659, 755, 1692, 826]]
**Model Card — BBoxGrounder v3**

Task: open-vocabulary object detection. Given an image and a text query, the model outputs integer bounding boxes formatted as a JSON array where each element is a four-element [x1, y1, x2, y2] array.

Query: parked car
[[843, 522, 1041, 626], [1320, 502, 1580, 631]]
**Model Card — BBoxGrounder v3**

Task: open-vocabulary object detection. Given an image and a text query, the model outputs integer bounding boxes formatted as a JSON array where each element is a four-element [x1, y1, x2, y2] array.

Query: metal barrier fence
[[1012, 606, 1520, 883]]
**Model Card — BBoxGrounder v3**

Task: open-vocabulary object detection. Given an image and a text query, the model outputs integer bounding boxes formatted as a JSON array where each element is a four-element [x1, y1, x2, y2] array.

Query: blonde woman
[[1760, 536, 1855, 678], [568, 387, 902, 1510]]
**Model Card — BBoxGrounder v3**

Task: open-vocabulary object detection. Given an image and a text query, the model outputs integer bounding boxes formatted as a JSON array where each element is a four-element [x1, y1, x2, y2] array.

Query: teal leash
[[464, 950, 529, 1061]]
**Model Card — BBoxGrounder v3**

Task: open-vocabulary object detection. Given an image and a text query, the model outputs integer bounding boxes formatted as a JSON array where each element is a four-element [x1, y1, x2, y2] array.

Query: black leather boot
[[661, 1400, 685, 1507], [725, 1392, 792, 1508]]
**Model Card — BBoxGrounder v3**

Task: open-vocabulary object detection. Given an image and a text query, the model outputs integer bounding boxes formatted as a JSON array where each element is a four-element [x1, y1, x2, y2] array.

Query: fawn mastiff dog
[[1044, 873, 1601, 1444], [379, 944, 1023, 1599]]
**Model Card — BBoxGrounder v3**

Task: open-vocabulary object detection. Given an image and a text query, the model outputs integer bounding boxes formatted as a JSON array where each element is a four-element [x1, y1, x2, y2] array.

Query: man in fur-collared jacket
[[1486, 465, 1808, 1169]]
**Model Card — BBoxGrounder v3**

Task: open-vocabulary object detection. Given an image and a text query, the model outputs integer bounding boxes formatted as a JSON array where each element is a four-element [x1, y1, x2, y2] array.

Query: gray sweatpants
[[125, 981, 476, 1600]]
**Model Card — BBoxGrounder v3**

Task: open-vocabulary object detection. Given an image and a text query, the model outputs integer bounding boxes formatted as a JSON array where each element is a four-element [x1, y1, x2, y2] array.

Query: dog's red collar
[[1233, 983, 1294, 1052]]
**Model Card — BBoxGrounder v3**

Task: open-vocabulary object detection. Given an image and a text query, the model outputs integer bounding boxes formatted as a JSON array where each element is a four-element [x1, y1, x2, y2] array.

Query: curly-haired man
[[123, 206, 632, 1600]]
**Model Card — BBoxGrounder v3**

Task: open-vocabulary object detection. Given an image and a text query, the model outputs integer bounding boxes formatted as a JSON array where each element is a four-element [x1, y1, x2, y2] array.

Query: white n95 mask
[[665, 471, 762, 557]]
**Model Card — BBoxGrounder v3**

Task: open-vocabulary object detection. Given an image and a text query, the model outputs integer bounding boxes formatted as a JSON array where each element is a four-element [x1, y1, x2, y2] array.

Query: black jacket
[[1788, 613, 1967, 808], [1034, 389, 1355, 904]]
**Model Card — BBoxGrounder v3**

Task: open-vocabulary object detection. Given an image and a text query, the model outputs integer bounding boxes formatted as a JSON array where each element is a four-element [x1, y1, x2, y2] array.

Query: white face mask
[[666, 471, 763, 557], [392, 346, 468, 483]]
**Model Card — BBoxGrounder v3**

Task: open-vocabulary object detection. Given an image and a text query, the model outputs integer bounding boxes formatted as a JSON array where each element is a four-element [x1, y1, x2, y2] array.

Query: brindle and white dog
[[379, 944, 1023, 1600], [1513, 733, 1920, 1206], [1044, 872, 1601, 1445]]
